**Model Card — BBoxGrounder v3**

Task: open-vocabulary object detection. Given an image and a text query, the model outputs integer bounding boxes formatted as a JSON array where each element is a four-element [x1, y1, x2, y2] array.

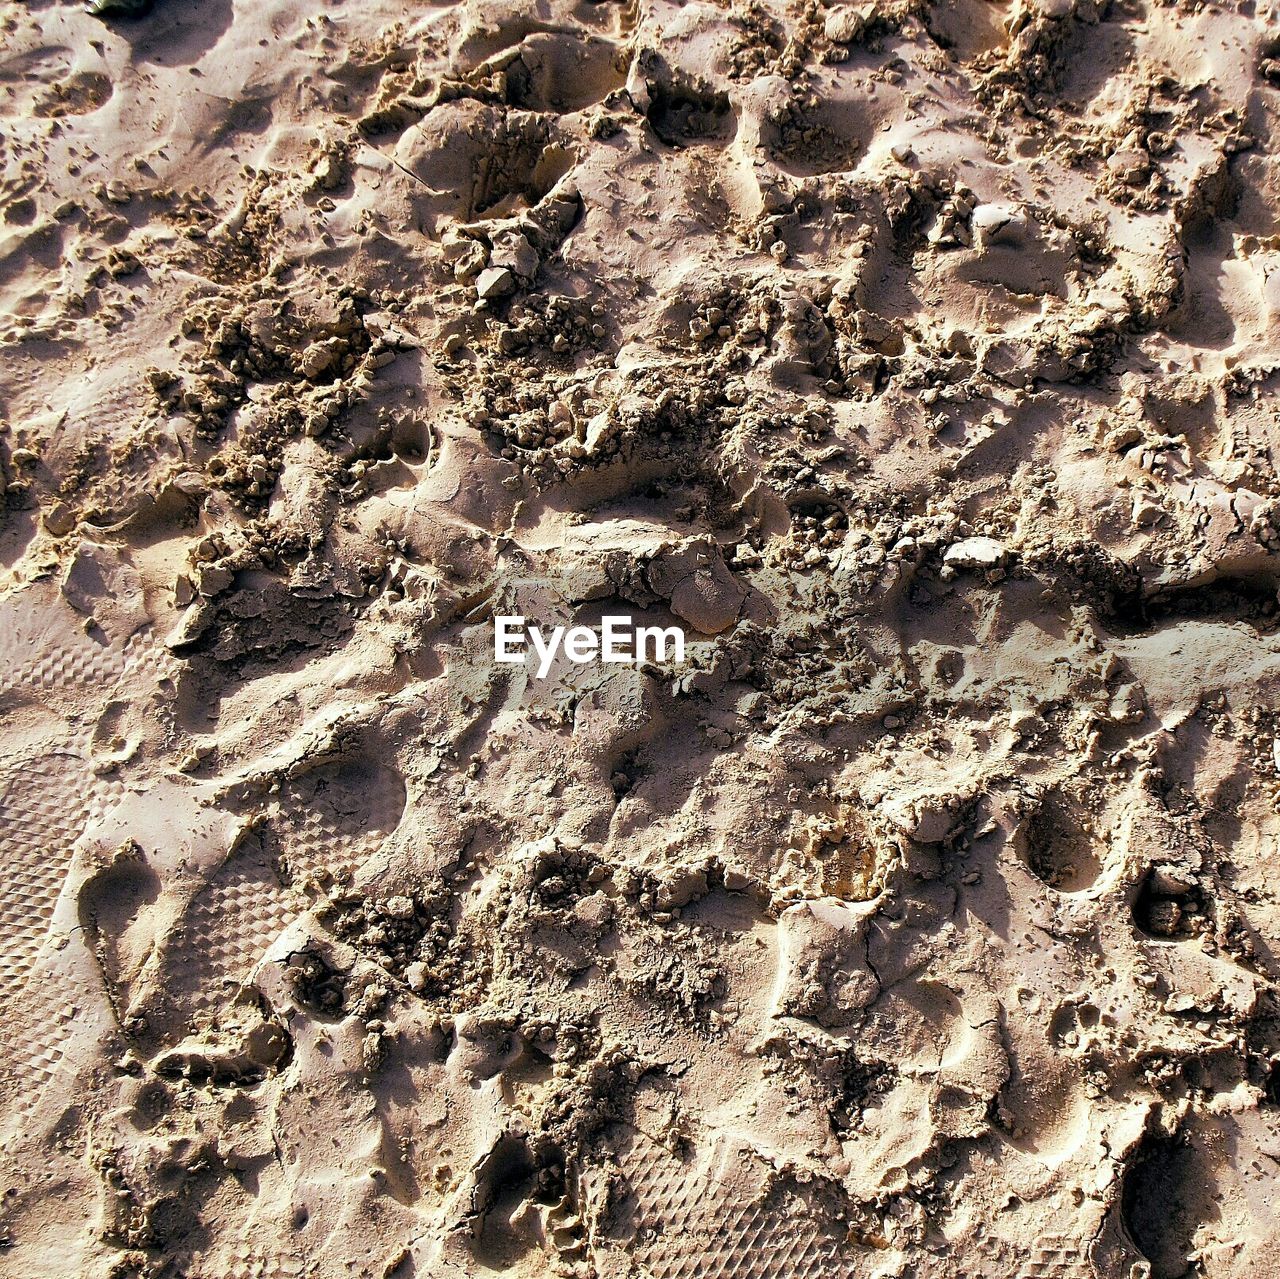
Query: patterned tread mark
[[273, 756, 406, 881], [224, 1245, 305, 1279], [0, 601, 127, 700], [618, 1132, 863, 1279], [977, 1231, 1094, 1278], [0, 748, 126, 1115], [0, 752, 95, 1002], [0, 588, 166, 725], [168, 834, 306, 1012], [0, 982, 75, 1101]]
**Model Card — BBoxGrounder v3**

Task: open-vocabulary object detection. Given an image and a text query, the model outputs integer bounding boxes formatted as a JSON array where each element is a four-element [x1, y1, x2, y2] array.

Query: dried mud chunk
[[669, 569, 741, 634], [773, 898, 880, 1024], [453, 1013, 528, 1082], [881, 790, 967, 845], [489, 229, 539, 279], [1001, 0, 1099, 90], [943, 535, 1006, 572], [648, 543, 745, 635], [824, 5, 875, 44], [476, 266, 518, 302], [960, 204, 1077, 295], [970, 204, 1032, 250], [1262, 37, 1280, 85], [1132, 868, 1206, 940], [287, 948, 347, 1018]]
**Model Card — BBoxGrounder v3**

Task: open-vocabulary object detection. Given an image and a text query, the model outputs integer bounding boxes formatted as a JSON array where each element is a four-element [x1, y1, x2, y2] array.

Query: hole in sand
[[394, 100, 577, 221], [501, 34, 626, 114], [475, 138, 576, 217], [1017, 788, 1102, 893], [764, 97, 872, 176], [646, 78, 734, 146], [926, 0, 1010, 60], [1122, 1133, 1211, 1279], [471, 1134, 538, 1266]]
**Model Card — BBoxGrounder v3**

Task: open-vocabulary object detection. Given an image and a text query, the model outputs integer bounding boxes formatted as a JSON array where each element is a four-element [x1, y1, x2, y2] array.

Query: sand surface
[[4, 0, 1280, 1274]]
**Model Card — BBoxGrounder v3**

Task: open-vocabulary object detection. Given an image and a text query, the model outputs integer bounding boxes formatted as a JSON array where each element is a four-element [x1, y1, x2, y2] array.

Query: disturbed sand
[[4, 0, 1280, 1275]]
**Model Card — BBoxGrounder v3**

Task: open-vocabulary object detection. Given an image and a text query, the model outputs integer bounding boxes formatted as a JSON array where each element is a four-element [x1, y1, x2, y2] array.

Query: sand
[[3, 0, 1280, 1274]]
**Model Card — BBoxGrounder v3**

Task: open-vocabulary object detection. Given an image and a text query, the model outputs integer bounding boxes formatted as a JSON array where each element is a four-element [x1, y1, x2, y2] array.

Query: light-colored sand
[[4, 0, 1280, 1274]]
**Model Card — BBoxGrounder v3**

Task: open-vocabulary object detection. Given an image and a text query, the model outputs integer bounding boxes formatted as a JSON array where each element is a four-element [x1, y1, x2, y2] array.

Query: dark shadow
[[1122, 1130, 1218, 1279], [106, 0, 236, 69]]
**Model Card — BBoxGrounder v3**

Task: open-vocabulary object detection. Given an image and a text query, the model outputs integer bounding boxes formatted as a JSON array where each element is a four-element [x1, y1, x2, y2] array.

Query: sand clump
[[4, 0, 1280, 1275]]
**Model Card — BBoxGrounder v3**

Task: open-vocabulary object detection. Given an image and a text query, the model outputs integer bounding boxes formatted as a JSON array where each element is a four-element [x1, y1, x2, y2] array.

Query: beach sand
[[3, 0, 1280, 1274]]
